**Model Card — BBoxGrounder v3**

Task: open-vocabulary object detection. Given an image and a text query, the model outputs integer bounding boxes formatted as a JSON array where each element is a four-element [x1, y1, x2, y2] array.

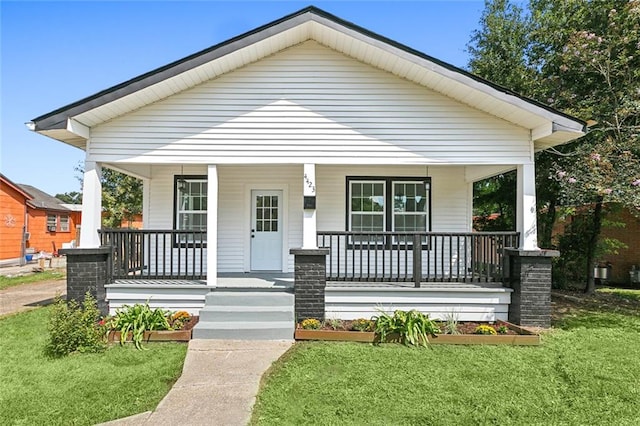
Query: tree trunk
[[538, 197, 557, 249], [584, 198, 604, 294]]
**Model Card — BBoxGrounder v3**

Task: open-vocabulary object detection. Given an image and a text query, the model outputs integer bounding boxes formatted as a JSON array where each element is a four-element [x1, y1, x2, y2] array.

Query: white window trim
[[391, 180, 429, 233], [174, 176, 208, 245], [348, 180, 386, 233]]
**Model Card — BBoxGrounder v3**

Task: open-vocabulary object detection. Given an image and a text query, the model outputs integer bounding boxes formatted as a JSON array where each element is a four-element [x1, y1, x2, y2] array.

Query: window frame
[[173, 175, 208, 248], [46, 214, 58, 233], [59, 215, 70, 232], [345, 176, 432, 248]]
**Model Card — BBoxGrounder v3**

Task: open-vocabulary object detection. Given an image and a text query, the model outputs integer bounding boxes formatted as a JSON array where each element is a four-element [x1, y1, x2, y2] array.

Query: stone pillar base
[[59, 247, 112, 316], [505, 248, 559, 328], [290, 248, 329, 322]]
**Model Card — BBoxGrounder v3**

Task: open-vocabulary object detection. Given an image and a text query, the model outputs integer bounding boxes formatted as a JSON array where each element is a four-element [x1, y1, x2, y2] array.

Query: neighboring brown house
[[554, 206, 640, 284]]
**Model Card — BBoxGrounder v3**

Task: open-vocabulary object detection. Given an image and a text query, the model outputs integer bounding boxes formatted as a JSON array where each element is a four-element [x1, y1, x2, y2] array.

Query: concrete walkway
[[101, 339, 293, 426], [0, 279, 66, 317]]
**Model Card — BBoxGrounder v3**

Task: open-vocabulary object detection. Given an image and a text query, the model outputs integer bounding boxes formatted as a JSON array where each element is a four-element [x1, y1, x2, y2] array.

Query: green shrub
[[372, 309, 439, 347], [350, 318, 374, 332], [45, 293, 106, 357], [108, 303, 171, 350], [497, 325, 509, 334]]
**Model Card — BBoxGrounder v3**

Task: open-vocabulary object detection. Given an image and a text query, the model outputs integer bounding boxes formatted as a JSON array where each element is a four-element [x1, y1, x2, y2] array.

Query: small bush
[[372, 309, 439, 346], [45, 293, 106, 357], [169, 311, 192, 330], [300, 318, 321, 330], [108, 303, 171, 350], [324, 318, 344, 330], [497, 325, 509, 334], [474, 325, 497, 335], [350, 318, 374, 332]]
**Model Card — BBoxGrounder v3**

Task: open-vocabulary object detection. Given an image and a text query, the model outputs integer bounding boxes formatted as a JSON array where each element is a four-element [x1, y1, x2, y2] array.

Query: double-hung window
[[59, 215, 70, 232], [174, 176, 207, 244], [47, 214, 57, 232], [347, 176, 430, 244]]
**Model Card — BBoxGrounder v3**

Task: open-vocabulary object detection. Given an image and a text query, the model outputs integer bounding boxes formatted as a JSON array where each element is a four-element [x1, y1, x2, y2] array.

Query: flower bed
[[294, 318, 540, 346], [107, 316, 198, 343], [104, 306, 198, 348]]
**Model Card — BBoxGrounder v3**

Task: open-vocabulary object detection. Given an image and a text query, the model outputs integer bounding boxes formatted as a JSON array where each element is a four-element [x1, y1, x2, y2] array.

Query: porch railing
[[317, 231, 519, 285], [99, 229, 206, 280]]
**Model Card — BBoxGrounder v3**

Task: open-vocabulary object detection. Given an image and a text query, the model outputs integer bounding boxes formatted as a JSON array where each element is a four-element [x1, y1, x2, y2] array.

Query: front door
[[250, 190, 283, 271]]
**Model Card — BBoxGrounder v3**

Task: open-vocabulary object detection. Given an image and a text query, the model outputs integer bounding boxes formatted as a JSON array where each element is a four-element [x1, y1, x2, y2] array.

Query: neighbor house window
[[347, 177, 430, 242], [59, 215, 70, 232], [47, 214, 57, 232], [174, 176, 207, 244]]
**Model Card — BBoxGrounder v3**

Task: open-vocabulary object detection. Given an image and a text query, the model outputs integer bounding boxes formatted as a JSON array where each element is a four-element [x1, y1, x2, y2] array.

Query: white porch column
[[302, 163, 317, 249], [516, 163, 539, 250], [206, 165, 218, 287], [141, 178, 150, 228], [79, 161, 102, 248]]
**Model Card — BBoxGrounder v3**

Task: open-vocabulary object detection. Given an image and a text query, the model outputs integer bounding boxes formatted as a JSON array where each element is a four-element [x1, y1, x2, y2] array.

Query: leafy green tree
[[55, 191, 82, 204], [74, 161, 143, 228], [468, 0, 640, 292], [473, 171, 516, 231], [101, 168, 143, 228]]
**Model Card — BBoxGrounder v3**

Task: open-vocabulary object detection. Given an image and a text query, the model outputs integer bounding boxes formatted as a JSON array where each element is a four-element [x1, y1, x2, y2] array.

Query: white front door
[[250, 190, 283, 271]]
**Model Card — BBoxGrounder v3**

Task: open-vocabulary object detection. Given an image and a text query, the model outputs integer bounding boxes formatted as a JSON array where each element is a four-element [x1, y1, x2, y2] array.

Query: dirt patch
[[552, 289, 640, 323]]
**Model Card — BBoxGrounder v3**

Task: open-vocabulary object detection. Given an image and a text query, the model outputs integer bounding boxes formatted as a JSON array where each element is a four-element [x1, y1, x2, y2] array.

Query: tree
[[55, 191, 82, 204], [468, 0, 640, 292], [74, 162, 143, 228], [473, 171, 516, 231], [100, 168, 143, 228]]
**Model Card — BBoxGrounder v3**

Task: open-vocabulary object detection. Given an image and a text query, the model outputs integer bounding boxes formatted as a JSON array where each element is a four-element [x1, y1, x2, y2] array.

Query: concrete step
[[204, 289, 294, 306], [192, 321, 295, 340], [199, 305, 294, 322]]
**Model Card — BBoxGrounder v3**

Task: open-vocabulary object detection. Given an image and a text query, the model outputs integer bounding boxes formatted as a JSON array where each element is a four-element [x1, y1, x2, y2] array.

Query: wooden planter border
[[107, 329, 192, 343], [294, 321, 540, 346]]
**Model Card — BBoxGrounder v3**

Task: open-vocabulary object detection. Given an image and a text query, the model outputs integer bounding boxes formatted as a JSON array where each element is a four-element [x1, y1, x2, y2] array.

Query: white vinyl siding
[[147, 165, 301, 273], [89, 41, 532, 166], [144, 164, 468, 273]]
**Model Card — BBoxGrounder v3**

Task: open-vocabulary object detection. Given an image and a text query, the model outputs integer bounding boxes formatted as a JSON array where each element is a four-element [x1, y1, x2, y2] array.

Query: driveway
[[0, 279, 66, 317]]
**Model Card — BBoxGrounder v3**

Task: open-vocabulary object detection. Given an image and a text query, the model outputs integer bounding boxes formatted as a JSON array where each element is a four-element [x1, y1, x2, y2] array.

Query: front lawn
[[597, 287, 640, 302], [0, 269, 65, 290], [252, 300, 640, 425], [0, 307, 187, 425]]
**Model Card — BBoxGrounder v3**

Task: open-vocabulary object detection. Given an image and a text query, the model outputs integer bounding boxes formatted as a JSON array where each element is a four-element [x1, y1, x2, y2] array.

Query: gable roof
[[28, 6, 586, 151], [0, 173, 33, 200], [17, 184, 71, 212]]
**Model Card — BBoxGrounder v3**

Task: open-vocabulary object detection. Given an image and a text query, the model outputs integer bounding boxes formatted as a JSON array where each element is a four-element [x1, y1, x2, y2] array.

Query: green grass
[[0, 270, 65, 290], [597, 287, 640, 302], [252, 311, 640, 425], [0, 307, 187, 425]]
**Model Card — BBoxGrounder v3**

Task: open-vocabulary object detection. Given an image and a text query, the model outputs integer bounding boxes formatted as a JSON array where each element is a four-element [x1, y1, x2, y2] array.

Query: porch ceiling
[[29, 7, 585, 151]]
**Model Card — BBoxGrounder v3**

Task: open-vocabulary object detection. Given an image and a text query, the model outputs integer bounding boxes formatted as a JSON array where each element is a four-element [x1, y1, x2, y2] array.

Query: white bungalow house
[[30, 7, 585, 339]]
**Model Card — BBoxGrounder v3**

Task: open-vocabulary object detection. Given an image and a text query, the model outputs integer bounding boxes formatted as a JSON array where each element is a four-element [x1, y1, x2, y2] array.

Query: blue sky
[[1, 1, 487, 196]]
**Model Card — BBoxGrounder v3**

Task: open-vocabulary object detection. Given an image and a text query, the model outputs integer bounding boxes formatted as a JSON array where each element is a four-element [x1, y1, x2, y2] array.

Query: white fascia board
[[66, 118, 90, 140]]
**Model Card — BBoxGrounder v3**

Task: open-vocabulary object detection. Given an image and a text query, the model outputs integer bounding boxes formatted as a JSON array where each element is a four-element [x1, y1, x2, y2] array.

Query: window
[[174, 176, 207, 244], [347, 177, 431, 242], [47, 214, 57, 232], [59, 215, 70, 232]]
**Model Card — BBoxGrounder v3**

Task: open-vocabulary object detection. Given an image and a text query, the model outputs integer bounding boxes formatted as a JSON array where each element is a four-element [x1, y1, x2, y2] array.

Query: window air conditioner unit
[[48, 226, 57, 232]]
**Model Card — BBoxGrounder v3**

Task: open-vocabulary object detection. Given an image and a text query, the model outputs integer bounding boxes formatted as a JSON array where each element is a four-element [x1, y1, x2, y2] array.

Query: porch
[[100, 229, 518, 321], [99, 229, 519, 285]]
